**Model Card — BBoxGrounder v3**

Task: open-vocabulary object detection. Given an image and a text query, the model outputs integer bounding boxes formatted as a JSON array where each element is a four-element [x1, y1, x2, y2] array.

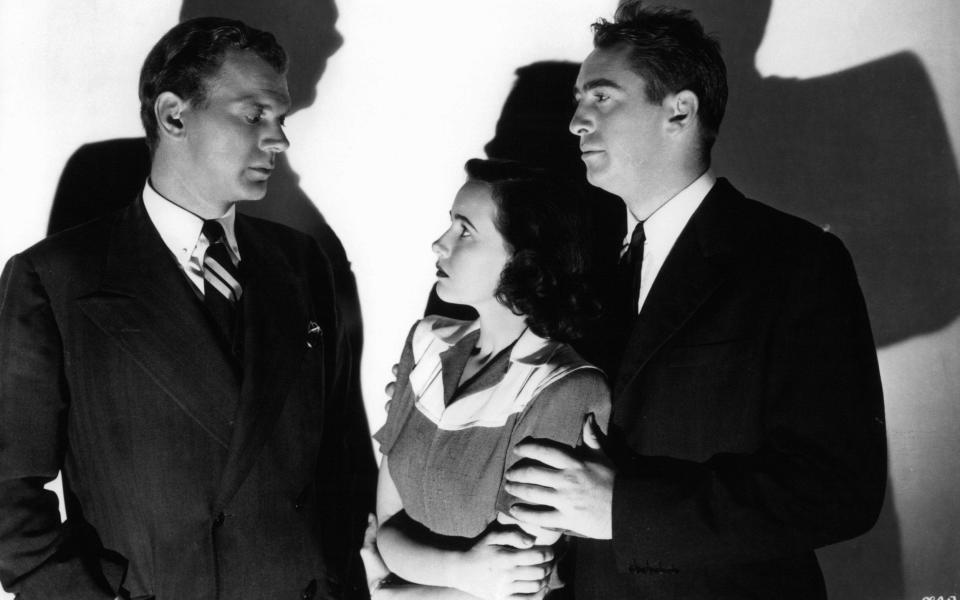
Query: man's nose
[[569, 105, 595, 136], [262, 124, 290, 153]]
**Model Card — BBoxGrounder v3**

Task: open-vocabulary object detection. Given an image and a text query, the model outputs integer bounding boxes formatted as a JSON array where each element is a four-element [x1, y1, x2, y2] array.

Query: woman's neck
[[473, 301, 527, 358]]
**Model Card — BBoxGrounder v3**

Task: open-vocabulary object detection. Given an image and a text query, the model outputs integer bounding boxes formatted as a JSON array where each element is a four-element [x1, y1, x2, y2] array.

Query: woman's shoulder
[[512, 352, 610, 443], [531, 340, 605, 393], [536, 365, 608, 401]]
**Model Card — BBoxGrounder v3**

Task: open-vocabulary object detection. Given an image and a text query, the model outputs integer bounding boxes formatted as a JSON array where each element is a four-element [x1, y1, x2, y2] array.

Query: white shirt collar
[[141, 179, 241, 268], [623, 170, 716, 254]]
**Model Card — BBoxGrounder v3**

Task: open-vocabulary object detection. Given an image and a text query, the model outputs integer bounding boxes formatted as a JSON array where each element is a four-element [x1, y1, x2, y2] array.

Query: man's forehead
[[576, 45, 641, 88], [206, 49, 290, 107]]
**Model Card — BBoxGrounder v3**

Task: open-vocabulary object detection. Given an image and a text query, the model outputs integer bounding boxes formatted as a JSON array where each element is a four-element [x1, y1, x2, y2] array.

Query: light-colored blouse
[[375, 316, 611, 538]]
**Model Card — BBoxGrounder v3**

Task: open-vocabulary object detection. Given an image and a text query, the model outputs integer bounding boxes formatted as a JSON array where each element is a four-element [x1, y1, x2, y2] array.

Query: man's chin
[[585, 167, 611, 190], [237, 181, 270, 201]]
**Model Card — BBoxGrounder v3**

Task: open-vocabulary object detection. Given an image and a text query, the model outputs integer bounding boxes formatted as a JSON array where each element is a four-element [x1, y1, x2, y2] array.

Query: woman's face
[[432, 181, 512, 309]]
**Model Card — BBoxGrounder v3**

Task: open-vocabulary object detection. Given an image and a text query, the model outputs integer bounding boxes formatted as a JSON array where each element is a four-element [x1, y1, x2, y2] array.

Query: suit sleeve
[[310, 244, 378, 600], [0, 254, 120, 598], [610, 234, 887, 571]]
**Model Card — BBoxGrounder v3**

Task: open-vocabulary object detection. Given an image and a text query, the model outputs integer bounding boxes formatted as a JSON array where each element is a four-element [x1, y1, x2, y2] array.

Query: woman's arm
[[375, 457, 553, 600], [362, 513, 481, 600]]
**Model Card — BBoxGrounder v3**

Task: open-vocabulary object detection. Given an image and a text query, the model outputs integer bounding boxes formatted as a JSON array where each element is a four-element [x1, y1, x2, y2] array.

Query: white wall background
[[1, 1, 957, 597]]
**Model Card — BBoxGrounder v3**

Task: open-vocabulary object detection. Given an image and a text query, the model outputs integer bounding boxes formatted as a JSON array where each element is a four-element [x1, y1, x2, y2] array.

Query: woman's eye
[[458, 227, 472, 238]]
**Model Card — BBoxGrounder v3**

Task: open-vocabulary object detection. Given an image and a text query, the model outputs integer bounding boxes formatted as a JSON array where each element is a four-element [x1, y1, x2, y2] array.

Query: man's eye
[[595, 92, 609, 103], [245, 112, 263, 124]]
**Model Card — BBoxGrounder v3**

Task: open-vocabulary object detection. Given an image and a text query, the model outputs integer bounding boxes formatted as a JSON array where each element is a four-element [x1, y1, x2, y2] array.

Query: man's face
[[570, 45, 670, 199], [179, 49, 291, 206]]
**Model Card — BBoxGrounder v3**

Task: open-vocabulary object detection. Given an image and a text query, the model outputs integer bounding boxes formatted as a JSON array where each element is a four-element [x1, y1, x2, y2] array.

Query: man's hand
[[450, 527, 554, 600], [504, 414, 614, 540], [384, 363, 399, 408]]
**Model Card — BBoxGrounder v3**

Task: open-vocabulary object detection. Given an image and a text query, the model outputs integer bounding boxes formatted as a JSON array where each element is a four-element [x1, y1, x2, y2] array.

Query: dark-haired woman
[[365, 159, 610, 599]]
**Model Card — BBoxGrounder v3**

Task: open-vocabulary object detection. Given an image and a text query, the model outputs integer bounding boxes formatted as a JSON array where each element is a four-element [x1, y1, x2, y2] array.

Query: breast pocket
[[659, 337, 749, 368]]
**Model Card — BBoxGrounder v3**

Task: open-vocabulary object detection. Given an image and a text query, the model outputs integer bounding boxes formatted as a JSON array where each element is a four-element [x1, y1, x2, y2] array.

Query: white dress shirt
[[141, 180, 241, 294], [623, 170, 716, 313]]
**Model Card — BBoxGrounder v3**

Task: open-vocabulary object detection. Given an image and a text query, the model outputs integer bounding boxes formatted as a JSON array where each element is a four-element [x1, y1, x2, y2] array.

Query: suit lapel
[[613, 180, 741, 398], [215, 217, 308, 509], [77, 198, 239, 447]]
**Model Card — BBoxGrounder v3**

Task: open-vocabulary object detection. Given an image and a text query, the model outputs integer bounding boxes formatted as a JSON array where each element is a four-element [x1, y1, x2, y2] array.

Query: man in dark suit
[[503, 3, 887, 598], [0, 17, 375, 600]]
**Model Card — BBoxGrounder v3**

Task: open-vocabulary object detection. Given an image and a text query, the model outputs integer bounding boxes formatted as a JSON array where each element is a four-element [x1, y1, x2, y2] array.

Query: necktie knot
[[201, 222, 241, 302], [202, 220, 226, 245]]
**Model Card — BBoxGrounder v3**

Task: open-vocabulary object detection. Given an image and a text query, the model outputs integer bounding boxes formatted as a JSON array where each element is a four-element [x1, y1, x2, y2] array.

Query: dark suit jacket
[[0, 199, 376, 600], [575, 179, 887, 599]]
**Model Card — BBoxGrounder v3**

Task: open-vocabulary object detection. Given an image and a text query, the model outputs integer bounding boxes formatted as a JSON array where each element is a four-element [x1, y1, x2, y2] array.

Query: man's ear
[[155, 91, 187, 140], [666, 90, 699, 132]]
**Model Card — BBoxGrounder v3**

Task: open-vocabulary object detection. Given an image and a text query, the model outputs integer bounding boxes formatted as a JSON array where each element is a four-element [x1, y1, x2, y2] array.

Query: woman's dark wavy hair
[[465, 158, 601, 343], [139, 17, 287, 154]]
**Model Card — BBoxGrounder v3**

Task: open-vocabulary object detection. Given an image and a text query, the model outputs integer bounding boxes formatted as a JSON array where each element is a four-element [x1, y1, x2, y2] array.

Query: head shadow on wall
[[668, 0, 960, 349]]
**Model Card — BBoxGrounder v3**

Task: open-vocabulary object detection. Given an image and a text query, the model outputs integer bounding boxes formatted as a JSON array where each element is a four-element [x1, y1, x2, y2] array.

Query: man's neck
[[624, 161, 709, 221], [149, 160, 232, 220]]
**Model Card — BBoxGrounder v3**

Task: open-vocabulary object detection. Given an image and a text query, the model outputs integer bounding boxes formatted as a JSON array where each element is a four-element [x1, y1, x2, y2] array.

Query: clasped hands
[[453, 525, 555, 600], [361, 513, 554, 600]]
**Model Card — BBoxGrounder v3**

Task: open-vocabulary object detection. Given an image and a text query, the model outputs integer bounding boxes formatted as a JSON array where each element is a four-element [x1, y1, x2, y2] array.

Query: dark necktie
[[201, 220, 242, 342], [619, 220, 646, 314]]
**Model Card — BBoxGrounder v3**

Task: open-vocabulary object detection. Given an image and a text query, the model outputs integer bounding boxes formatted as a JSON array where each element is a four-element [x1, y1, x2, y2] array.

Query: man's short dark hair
[[139, 17, 287, 153], [592, 1, 727, 153], [464, 159, 600, 343]]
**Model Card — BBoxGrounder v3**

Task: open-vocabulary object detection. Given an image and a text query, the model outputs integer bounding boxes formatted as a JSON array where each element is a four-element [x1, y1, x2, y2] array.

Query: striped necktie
[[201, 220, 242, 342]]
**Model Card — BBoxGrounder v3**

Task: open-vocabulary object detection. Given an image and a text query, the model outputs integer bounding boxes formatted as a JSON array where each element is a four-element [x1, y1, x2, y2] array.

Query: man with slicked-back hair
[[503, 3, 887, 598]]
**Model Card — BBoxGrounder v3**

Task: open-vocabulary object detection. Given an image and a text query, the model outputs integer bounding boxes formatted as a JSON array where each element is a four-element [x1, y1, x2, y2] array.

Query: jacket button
[[301, 578, 317, 599], [326, 574, 343, 596], [213, 512, 225, 528]]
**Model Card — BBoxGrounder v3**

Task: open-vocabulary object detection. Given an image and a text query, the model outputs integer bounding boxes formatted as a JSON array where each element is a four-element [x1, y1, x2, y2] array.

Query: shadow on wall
[[47, 3, 373, 550], [670, 0, 960, 348], [668, 0, 960, 598]]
